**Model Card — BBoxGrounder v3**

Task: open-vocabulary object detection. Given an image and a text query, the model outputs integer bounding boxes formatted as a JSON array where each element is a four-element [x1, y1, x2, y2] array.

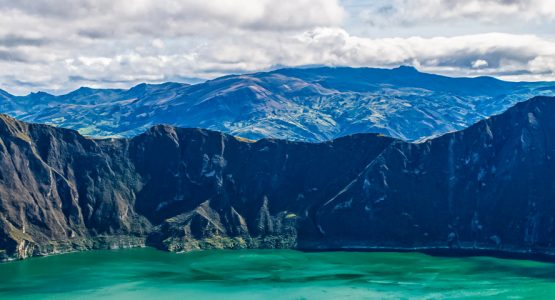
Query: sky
[[1, 0, 555, 95]]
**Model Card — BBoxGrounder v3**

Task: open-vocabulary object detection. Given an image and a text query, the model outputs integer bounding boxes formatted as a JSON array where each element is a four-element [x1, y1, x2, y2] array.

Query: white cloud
[[471, 59, 489, 69], [0, 0, 345, 38], [0, 1, 555, 95], [360, 0, 555, 26], [282, 30, 555, 79]]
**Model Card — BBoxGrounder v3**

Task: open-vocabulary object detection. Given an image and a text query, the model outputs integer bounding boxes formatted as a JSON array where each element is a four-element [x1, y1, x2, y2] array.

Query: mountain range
[[2, 95, 555, 260], [2, 66, 555, 142]]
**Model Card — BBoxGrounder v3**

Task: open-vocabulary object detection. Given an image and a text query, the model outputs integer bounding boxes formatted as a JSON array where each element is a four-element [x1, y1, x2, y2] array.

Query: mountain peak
[[392, 65, 419, 73], [126, 82, 189, 95], [0, 89, 12, 99], [65, 87, 99, 96], [26, 91, 55, 101]]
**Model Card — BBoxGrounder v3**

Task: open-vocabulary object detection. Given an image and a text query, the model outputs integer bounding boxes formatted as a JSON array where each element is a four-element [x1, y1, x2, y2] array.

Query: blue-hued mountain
[[2, 96, 555, 260], [2, 66, 555, 141]]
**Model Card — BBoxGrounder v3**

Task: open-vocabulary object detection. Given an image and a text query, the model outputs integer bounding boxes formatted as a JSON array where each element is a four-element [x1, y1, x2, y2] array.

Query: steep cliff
[[314, 97, 555, 253], [1, 96, 555, 260]]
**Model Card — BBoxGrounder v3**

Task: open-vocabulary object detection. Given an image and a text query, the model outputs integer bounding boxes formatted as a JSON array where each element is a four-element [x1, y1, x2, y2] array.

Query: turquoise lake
[[1, 248, 555, 299]]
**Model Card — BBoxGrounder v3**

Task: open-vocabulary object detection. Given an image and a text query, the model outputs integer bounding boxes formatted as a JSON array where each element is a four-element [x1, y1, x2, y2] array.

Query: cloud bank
[[360, 0, 555, 26], [0, 0, 554, 94]]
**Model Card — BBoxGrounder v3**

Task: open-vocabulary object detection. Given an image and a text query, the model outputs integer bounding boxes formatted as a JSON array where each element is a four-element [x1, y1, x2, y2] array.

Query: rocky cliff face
[[314, 97, 555, 252], [1, 97, 555, 260], [0, 115, 150, 259]]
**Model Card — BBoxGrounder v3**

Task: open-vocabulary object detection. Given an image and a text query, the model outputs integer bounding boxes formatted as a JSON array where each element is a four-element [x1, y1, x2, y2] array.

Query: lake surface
[[1, 248, 555, 299]]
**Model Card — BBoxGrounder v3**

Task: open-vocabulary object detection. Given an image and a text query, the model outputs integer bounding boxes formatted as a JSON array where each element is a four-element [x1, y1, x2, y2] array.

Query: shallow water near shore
[[2, 248, 555, 299]]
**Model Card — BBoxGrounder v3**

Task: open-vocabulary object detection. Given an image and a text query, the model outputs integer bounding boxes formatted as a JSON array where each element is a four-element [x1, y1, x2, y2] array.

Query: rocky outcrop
[[2, 96, 555, 260]]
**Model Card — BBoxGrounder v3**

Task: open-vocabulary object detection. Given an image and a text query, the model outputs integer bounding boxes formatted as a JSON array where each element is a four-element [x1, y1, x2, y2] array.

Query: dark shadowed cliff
[[1, 96, 555, 260]]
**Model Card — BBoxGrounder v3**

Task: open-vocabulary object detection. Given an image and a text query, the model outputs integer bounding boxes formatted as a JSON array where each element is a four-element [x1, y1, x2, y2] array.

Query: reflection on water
[[1, 248, 555, 299]]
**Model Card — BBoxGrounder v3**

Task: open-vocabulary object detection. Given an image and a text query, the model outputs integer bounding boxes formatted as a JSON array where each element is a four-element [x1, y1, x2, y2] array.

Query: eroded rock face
[[312, 97, 555, 253], [0, 115, 151, 258], [0, 113, 391, 258], [1, 96, 555, 260]]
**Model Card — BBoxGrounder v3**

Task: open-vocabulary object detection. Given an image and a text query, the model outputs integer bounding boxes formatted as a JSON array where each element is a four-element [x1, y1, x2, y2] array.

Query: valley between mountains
[[1, 96, 555, 260]]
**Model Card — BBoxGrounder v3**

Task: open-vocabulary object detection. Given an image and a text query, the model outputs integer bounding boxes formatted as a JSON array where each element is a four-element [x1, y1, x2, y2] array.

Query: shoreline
[[298, 246, 555, 263], [4, 242, 555, 264]]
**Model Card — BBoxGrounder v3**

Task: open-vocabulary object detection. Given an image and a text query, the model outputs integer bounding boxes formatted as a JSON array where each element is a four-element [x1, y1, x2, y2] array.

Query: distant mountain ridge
[[1, 66, 555, 141], [2, 96, 555, 260]]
